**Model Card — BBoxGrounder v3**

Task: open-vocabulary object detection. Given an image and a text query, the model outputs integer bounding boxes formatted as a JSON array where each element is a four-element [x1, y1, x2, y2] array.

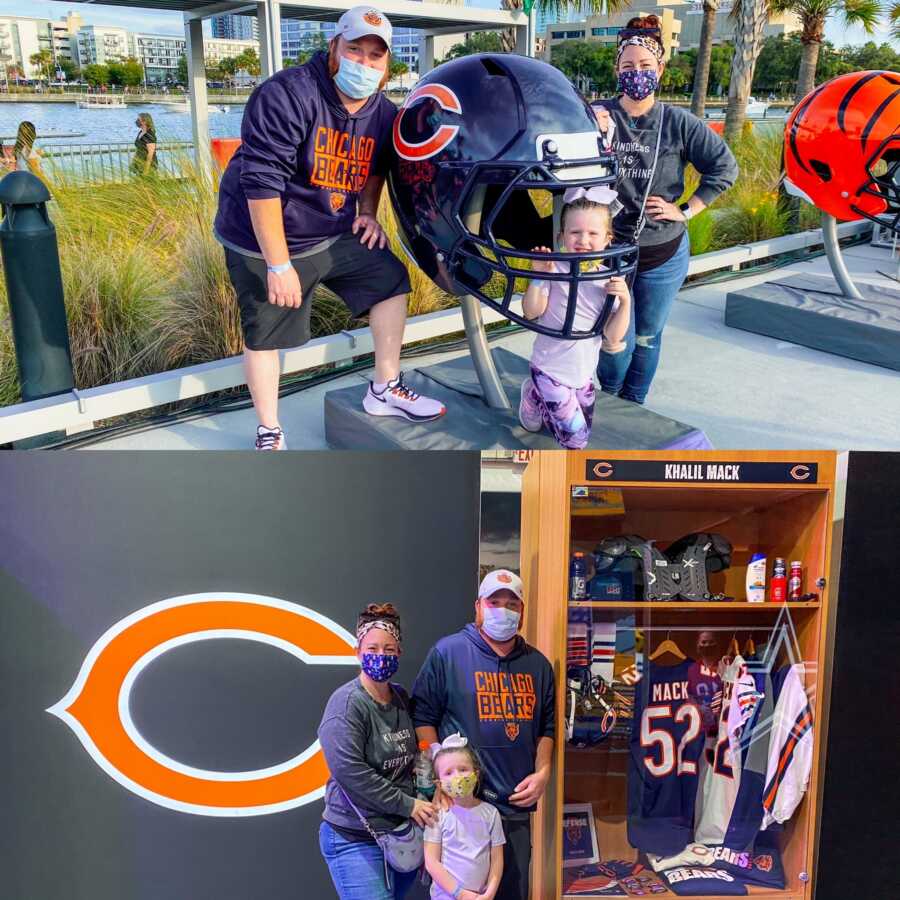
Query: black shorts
[[224, 231, 412, 351]]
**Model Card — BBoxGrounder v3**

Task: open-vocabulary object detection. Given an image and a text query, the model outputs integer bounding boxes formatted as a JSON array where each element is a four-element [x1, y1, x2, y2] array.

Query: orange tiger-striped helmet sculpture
[[784, 70, 900, 233]]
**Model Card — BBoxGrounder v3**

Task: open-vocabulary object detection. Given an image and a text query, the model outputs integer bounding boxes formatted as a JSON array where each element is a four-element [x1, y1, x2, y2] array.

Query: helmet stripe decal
[[393, 84, 462, 161], [860, 87, 900, 150], [788, 82, 830, 174], [836, 70, 884, 132]]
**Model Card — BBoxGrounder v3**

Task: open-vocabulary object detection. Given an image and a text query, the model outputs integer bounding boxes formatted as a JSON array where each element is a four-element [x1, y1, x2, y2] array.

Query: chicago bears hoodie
[[214, 51, 398, 256], [412, 624, 555, 817]]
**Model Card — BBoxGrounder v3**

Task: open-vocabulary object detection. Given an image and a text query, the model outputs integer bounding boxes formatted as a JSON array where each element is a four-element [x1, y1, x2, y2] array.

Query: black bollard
[[0, 171, 74, 407]]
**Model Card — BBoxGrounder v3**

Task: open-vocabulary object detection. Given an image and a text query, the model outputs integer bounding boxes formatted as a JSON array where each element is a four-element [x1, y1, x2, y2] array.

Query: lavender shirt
[[530, 260, 619, 388], [425, 802, 506, 897]]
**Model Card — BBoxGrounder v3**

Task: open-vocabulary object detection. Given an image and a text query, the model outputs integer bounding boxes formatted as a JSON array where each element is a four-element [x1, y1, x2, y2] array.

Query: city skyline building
[[210, 14, 259, 41]]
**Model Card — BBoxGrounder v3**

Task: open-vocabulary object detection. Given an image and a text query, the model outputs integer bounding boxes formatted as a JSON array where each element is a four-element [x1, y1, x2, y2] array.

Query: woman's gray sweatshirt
[[592, 98, 739, 247], [318, 678, 417, 834]]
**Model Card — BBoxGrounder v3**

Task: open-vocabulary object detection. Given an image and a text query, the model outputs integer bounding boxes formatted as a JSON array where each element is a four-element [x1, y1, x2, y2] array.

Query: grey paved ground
[[87, 242, 900, 450]]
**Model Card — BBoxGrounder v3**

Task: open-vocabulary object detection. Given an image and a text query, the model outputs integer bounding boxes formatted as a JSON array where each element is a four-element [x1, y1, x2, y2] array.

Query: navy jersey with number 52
[[629, 659, 706, 856]]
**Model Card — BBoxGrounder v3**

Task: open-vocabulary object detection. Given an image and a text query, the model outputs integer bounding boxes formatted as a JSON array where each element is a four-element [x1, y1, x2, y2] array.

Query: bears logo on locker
[[784, 70, 900, 232]]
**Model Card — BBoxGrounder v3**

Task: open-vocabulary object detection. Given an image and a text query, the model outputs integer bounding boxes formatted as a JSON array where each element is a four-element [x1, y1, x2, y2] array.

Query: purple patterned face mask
[[361, 652, 400, 682], [617, 69, 659, 101]]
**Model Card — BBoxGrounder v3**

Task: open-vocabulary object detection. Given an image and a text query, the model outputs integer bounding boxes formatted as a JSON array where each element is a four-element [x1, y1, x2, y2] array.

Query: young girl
[[424, 734, 505, 900], [519, 186, 631, 449]]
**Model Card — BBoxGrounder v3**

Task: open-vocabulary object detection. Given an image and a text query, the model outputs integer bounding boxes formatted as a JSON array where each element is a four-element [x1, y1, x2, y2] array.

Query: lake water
[[0, 98, 786, 158], [0, 101, 244, 146]]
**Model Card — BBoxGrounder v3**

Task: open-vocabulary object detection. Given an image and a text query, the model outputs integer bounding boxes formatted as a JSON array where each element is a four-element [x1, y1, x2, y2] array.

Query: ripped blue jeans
[[598, 233, 690, 404]]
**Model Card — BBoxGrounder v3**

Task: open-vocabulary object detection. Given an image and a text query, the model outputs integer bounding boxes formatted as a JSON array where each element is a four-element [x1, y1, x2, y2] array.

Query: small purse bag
[[338, 784, 424, 888]]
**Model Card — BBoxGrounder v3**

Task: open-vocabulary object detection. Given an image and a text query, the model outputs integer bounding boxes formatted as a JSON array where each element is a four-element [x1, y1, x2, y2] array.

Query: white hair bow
[[429, 732, 469, 759], [563, 185, 624, 219], [563, 185, 619, 206]]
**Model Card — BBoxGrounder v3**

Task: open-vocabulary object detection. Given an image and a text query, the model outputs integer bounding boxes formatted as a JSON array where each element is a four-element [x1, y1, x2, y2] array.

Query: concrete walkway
[[87, 241, 900, 451]]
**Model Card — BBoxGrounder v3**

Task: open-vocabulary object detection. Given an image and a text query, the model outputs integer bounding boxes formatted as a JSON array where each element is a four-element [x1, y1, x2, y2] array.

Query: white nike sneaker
[[363, 373, 446, 422], [254, 425, 287, 450]]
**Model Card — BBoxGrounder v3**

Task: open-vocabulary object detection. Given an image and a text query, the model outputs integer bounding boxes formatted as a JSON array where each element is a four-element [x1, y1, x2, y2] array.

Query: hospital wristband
[[266, 261, 292, 274]]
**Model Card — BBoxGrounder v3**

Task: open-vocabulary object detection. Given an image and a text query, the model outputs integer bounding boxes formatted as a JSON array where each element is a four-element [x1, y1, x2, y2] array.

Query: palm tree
[[889, 0, 900, 39], [29, 49, 53, 83], [723, 0, 770, 141], [691, 0, 719, 117], [772, 0, 881, 103], [500, 0, 627, 54]]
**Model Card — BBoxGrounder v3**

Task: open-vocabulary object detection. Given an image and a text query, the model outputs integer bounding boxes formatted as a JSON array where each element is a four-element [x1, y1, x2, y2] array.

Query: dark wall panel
[[817, 452, 900, 898], [0, 452, 481, 900]]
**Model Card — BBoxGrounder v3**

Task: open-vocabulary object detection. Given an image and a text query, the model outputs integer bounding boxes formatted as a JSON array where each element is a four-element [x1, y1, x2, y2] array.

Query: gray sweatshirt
[[592, 99, 738, 248], [319, 678, 417, 834]]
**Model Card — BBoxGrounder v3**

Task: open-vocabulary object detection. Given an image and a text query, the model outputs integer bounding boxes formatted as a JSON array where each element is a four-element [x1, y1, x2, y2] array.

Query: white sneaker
[[363, 373, 446, 422], [254, 425, 286, 450]]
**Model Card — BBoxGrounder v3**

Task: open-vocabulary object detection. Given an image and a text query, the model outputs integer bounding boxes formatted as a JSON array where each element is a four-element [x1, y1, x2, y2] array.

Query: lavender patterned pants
[[522, 365, 596, 449]]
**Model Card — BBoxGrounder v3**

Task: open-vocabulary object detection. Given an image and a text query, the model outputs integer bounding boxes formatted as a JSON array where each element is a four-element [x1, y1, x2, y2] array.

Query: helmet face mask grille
[[855, 137, 900, 235], [447, 159, 638, 340]]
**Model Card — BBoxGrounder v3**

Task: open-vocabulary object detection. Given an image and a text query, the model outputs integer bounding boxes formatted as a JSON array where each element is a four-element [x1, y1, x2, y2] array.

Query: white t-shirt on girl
[[529, 260, 619, 389], [424, 801, 506, 898]]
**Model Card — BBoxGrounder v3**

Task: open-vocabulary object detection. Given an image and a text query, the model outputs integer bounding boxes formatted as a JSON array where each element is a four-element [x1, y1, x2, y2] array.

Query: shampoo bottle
[[746, 553, 766, 603]]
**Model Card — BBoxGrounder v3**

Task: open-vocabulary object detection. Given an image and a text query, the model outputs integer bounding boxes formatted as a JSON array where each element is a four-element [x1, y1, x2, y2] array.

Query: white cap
[[335, 6, 393, 47], [478, 569, 524, 601]]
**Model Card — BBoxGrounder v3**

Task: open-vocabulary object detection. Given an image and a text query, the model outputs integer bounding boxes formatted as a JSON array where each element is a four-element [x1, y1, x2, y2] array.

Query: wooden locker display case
[[520, 452, 838, 900]]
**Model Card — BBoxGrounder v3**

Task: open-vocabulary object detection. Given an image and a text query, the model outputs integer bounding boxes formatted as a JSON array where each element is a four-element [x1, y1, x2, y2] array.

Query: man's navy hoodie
[[214, 51, 398, 256], [411, 624, 555, 818]]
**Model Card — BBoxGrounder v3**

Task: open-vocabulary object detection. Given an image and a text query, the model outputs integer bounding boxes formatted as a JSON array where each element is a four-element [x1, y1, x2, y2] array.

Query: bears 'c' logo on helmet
[[47, 594, 358, 817], [393, 83, 462, 161]]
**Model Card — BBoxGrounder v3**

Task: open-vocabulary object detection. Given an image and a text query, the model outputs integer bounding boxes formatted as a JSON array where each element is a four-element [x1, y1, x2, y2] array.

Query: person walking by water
[[13, 122, 42, 174], [131, 113, 158, 176]]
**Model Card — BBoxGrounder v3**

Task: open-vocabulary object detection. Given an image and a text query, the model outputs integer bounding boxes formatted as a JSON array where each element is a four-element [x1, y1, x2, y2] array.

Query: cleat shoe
[[363, 373, 446, 422], [254, 425, 286, 451], [519, 378, 543, 432]]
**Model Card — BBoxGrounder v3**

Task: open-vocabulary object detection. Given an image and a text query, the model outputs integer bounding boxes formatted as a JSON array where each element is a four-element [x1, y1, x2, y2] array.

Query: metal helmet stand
[[460, 183, 512, 410], [821, 212, 864, 300]]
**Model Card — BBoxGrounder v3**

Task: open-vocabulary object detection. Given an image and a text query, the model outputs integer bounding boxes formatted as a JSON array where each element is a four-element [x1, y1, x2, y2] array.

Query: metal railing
[[38, 140, 194, 184]]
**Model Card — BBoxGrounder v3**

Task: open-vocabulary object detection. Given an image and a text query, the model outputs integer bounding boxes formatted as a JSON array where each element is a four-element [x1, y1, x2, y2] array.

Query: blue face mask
[[361, 652, 400, 682], [334, 55, 383, 100]]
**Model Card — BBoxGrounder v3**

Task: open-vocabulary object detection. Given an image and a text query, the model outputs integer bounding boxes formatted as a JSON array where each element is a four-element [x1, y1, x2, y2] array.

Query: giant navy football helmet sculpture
[[388, 54, 638, 339]]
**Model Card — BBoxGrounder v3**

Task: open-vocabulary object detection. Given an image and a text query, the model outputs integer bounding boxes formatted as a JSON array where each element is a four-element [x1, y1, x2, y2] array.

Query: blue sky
[[1, 0, 896, 47]]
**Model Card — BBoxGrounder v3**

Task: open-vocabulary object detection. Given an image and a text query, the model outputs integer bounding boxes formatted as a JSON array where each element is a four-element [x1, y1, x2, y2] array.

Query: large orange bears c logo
[[392, 83, 462, 161], [47, 594, 358, 817]]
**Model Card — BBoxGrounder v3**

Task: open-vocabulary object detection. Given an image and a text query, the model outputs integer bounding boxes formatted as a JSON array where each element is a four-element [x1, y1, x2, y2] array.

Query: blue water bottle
[[570, 551, 588, 600]]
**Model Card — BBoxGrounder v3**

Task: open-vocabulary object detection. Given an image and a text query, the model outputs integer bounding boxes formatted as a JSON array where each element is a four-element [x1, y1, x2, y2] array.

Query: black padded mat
[[725, 273, 900, 371], [324, 347, 711, 450]]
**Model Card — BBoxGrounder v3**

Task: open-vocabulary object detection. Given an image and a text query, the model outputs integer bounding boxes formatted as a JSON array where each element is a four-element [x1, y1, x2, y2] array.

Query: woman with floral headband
[[318, 603, 437, 899], [591, 15, 738, 406], [519, 185, 631, 449]]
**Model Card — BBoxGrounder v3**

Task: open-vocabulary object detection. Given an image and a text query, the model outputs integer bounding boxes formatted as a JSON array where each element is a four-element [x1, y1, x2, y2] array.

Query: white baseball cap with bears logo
[[335, 6, 393, 46], [478, 569, 524, 601]]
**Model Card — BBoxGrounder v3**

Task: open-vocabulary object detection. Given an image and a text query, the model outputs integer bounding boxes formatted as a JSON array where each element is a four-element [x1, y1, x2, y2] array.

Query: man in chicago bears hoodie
[[412, 569, 555, 900], [214, 6, 445, 450]]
